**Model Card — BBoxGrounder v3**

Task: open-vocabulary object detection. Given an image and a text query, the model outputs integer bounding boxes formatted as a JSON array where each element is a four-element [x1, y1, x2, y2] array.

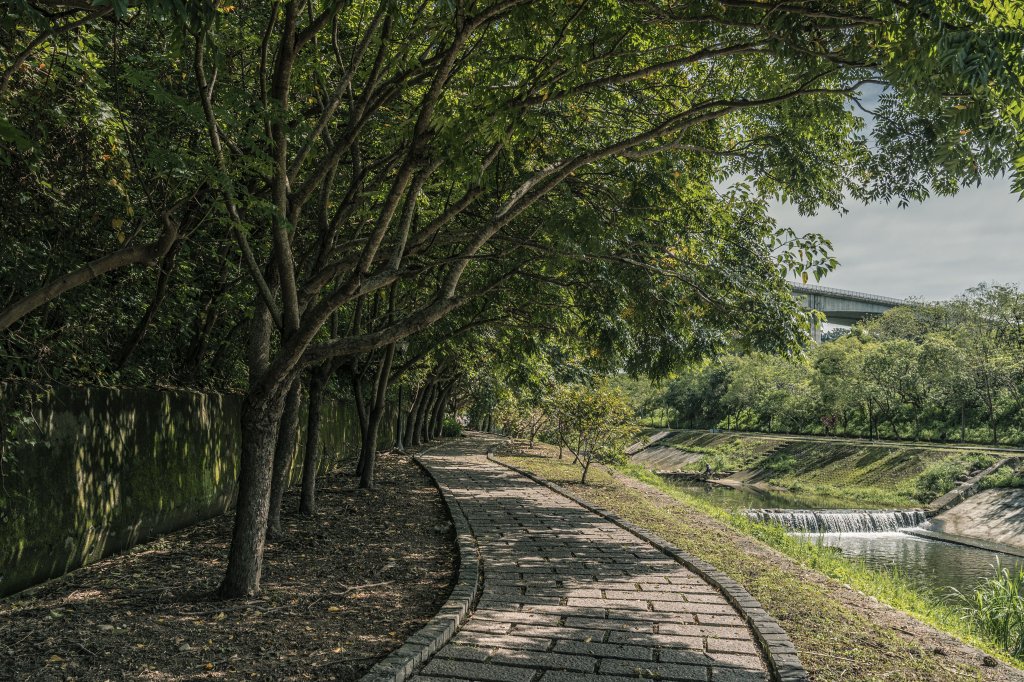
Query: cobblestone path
[[413, 439, 769, 682]]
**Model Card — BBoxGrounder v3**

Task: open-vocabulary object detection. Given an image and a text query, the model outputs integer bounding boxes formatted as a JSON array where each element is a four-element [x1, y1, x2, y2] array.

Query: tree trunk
[[299, 365, 328, 515], [412, 384, 435, 445], [114, 240, 182, 368], [986, 395, 997, 444], [421, 384, 441, 442], [441, 383, 457, 434], [429, 382, 451, 438], [0, 213, 179, 332], [220, 390, 285, 598], [181, 246, 235, 378], [429, 391, 442, 438], [356, 417, 378, 482], [439, 384, 454, 436], [404, 386, 423, 446], [183, 298, 222, 377], [359, 343, 395, 489], [412, 385, 430, 445], [394, 384, 405, 452], [352, 368, 370, 476], [267, 379, 302, 537]]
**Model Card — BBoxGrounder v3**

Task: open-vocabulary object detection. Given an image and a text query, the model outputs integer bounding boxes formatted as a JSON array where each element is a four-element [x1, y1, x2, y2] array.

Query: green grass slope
[[658, 431, 1001, 508]]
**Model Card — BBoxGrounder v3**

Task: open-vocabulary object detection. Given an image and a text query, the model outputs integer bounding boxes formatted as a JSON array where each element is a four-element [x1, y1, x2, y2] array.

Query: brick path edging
[[359, 449, 483, 682], [489, 454, 810, 682]]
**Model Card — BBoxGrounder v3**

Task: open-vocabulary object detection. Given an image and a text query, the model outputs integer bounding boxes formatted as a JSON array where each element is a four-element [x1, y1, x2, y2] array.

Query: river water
[[812, 531, 1024, 596], [673, 482, 1024, 596]]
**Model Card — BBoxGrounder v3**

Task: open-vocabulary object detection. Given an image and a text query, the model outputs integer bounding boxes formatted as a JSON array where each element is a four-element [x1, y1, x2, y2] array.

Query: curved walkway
[[413, 438, 770, 682]]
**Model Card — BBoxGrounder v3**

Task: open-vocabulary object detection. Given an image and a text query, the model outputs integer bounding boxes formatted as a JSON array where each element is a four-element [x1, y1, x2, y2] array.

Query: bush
[[440, 417, 463, 437], [980, 464, 1024, 491], [916, 461, 964, 500], [915, 454, 996, 501]]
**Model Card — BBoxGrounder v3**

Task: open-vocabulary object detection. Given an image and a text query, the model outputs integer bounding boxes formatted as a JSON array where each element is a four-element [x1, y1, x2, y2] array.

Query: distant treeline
[[662, 284, 1024, 445]]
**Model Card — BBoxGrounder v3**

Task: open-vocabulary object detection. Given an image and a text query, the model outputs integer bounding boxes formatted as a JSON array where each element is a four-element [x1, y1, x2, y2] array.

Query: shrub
[[915, 454, 996, 501], [979, 464, 1024, 491], [916, 461, 963, 501], [440, 417, 463, 437]]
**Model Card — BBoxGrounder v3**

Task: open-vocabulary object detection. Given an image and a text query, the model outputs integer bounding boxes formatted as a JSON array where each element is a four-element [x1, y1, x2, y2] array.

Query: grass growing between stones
[[497, 445, 1024, 682]]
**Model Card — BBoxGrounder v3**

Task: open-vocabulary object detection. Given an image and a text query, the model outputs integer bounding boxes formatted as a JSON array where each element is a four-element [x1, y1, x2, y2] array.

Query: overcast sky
[[771, 179, 1022, 302], [769, 81, 1022, 303]]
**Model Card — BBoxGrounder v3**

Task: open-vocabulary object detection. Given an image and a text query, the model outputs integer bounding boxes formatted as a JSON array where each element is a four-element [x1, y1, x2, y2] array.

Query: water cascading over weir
[[746, 509, 928, 533]]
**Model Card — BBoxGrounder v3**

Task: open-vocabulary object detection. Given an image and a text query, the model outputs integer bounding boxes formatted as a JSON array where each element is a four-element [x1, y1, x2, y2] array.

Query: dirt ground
[[0, 451, 457, 681]]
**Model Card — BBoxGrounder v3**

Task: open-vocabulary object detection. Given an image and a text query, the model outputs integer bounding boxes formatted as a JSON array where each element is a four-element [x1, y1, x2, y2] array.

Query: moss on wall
[[0, 384, 385, 598]]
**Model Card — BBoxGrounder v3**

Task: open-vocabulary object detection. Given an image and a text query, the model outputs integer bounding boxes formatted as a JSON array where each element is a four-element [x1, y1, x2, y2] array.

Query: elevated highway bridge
[[791, 282, 909, 341]]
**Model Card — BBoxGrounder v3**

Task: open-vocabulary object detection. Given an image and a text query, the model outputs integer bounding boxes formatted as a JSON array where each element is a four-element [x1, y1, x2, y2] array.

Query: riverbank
[[495, 440, 1024, 682], [642, 430, 1017, 508]]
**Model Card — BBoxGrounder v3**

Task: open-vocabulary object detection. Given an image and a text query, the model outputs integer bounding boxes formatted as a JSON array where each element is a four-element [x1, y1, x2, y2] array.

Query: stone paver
[[411, 440, 769, 681]]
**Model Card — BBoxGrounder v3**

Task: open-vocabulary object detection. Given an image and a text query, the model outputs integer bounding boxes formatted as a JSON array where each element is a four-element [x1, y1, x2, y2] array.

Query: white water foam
[[745, 509, 928, 533]]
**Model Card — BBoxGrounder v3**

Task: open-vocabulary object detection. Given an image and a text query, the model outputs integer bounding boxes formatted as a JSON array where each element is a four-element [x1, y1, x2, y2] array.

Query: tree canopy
[[3, 0, 1022, 596], [662, 284, 1024, 444]]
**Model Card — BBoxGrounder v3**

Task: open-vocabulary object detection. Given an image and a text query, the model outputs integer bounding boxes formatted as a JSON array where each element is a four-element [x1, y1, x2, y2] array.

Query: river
[[672, 481, 1024, 597]]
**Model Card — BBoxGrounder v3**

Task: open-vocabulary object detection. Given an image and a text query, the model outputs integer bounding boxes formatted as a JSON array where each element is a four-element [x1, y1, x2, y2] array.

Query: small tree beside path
[[550, 382, 640, 483]]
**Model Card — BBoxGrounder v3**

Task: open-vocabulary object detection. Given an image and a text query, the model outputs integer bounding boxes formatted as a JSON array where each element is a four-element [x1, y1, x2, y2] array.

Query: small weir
[[746, 508, 928, 533]]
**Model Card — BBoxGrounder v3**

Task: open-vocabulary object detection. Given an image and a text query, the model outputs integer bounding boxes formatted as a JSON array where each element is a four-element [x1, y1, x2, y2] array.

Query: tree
[[813, 336, 865, 436], [958, 328, 1015, 444], [663, 283, 1024, 443], [665, 361, 735, 429], [607, 375, 670, 426], [549, 382, 639, 484], [722, 353, 812, 433], [918, 333, 971, 441]]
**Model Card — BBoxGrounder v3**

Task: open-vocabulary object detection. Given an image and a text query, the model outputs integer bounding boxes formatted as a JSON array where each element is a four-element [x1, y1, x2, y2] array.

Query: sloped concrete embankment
[[912, 489, 1024, 557]]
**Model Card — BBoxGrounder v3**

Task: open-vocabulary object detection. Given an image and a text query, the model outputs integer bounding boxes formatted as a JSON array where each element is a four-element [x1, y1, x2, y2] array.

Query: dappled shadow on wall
[[1, 382, 396, 598], [0, 384, 241, 597]]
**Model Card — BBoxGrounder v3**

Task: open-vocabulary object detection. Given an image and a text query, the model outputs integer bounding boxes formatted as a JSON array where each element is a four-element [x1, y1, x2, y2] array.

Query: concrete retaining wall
[[0, 383, 388, 597]]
